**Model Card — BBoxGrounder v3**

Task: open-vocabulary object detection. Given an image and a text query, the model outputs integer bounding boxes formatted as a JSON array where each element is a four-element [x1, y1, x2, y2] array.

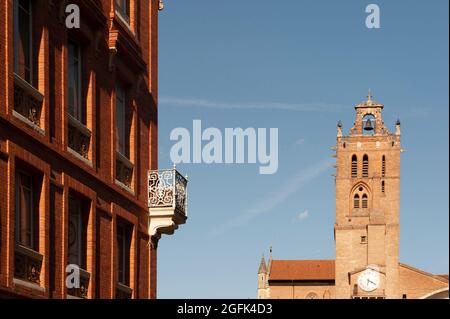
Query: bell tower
[[334, 91, 402, 299]]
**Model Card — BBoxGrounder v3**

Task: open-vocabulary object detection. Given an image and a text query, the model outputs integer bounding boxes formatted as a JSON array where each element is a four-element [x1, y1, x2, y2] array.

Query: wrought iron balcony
[[68, 115, 91, 160], [148, 166, 188, 238], [14, 244, 43, 285], [116, 282, 132, 299], [67, 268, 90, 299], [116, 152, 134, 189], [13, 73, 44, 128]]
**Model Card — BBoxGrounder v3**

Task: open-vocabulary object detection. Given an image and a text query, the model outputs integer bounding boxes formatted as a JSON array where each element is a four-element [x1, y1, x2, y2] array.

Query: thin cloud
[[296, 210, 309, 222], [159, 96, 343, 112], [295, 138, 305, 145], [208, 158, 334, 237]]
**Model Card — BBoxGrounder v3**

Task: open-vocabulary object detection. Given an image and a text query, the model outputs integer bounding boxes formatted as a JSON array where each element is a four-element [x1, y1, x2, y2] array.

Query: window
[[68, 41, 84, 123], [381, 155, 386, 177], [353, 185, 369, 210], [116, 84, 127, 157], [351, 155, 358, 178], [361, 236, 367, 244], [115, 84, 134, 189], [117, 222, 131, 286], [15, 170, 37, 248], [381, 180, 385, 193], [115, 0, 130, 24], [403, 294, 407, 299], [362, 194, 368, 209], [362, 154, 369, 177], [68, 195, 87, 269], [14, 166, 43, 285], [354, 194, 360, 209], [13, 0, 32, 84]]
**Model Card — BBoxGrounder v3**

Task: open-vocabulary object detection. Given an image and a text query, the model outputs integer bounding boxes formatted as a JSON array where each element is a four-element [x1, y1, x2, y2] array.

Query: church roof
[[399, 263, 449, 283], [269, 260, 335, 281]]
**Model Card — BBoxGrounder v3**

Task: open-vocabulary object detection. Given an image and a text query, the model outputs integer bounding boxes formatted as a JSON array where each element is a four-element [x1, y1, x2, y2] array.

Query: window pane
[[117, 225, 124, 283], [354, 195, 360, 209], [117, 223, 130, 285], [68, 42, 83, 122], [115, 0, 130, 24], [116, 86, 126, 156], [68, 197, 83, 267], [14, 0, 32, 83], [362, 195, 368, 209], [15, 171, 33, 248]]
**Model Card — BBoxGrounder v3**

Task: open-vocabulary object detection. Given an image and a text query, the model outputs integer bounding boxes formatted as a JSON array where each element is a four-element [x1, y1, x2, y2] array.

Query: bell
[[364, 119, 374, 131]]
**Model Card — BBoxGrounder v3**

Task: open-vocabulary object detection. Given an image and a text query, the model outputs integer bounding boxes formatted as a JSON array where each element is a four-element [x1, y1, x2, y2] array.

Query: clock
[[357, 269, 380, 292]]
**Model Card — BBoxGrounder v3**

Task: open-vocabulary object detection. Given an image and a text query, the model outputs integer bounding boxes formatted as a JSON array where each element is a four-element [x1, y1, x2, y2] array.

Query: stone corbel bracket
[[148, 207, 187, 238]]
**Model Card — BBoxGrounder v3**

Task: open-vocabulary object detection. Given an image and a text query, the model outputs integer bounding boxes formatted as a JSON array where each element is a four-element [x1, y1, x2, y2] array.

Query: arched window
[[362, 194, 368, 208], [351, 155, 358, 178], [382, 155, 386, 177], [362, 155, 369, 177], [352, 185, 370, 211], [381, 181, 385, 193], [354, 194, 360, 208]]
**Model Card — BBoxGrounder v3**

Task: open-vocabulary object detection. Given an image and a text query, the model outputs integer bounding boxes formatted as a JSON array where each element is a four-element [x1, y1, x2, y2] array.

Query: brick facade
[[0, 0, 160, 299]]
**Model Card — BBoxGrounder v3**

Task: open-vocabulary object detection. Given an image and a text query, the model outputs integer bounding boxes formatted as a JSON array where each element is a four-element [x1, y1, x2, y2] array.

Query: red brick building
[[0, 0, 186, 299]]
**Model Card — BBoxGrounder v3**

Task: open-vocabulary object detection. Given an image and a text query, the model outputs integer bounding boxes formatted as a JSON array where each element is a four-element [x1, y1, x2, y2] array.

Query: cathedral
[[257, 93, 449, 299]]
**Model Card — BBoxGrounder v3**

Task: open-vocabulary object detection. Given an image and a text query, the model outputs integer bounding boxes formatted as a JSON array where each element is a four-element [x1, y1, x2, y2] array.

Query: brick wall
[[0, 0, 160, 299]]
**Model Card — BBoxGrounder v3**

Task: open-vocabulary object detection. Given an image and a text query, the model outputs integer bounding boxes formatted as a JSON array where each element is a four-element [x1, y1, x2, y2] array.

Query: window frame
[[115, 84, 127, 158], [354, 194, 360, 209], [14, 169, 36, 249], [116, 222, 131, 286], [13, 0, 33, 85], [68, 195, 87, 269], [67, 40, 84, 124], [362, 154, 369, 177], [362, 194, 368, 209], [115, 0, 131, 25], [351, 155, 358, 178]]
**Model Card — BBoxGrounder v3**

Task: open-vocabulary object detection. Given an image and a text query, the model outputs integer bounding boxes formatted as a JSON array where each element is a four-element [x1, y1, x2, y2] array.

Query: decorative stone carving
[[13, 73, 44, 127], [68, 115, 91, 159], [14, 245, 43, 285]]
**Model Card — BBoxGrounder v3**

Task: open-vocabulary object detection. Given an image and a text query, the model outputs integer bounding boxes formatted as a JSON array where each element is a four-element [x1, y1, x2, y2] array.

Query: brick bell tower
[[334, 91, 402, 299]]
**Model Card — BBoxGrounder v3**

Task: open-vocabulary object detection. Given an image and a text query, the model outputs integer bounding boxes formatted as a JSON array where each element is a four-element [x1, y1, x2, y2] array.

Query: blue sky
[[156, 0, 449, 298]]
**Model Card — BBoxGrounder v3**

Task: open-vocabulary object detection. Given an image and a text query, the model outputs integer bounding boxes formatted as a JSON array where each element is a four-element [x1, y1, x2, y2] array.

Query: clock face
[[357, 269, 380, 292]]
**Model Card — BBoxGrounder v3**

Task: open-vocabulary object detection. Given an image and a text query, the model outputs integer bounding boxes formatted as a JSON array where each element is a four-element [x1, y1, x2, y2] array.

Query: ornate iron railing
[[67, 268, 90, 299], [68, 115, 91, 159], [148, 167, 188, 215], [116, 152, 134, 188], [14, 244, 43, 285], [13, 73, 44, 127], [115, 282, 132, 299]]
